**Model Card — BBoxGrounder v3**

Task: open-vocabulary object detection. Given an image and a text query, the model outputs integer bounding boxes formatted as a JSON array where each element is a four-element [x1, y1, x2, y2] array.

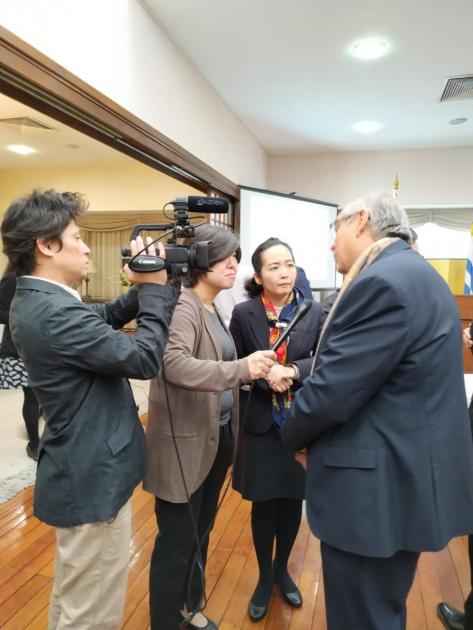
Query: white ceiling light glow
[[352, 120, 383, 134], [351, 39, 388, 60], [6, 144, 37, 155]]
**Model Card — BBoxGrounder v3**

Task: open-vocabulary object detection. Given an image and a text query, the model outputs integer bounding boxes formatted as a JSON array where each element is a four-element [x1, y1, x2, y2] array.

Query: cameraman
[[1, 189, 179, 630]]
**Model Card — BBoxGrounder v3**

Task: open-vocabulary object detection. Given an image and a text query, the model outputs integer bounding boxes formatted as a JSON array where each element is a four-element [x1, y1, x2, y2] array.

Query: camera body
[[121, 196, 229, 276]]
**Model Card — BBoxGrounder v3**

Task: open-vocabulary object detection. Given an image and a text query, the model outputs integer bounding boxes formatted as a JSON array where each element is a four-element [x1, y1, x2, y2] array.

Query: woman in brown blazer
[[143, 224, 275, 630]]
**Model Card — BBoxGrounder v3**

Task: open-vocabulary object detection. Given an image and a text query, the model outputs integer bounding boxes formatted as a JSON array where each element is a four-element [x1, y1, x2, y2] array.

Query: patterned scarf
[[262, 288, 304, 428], [310, 237, 400, 375]]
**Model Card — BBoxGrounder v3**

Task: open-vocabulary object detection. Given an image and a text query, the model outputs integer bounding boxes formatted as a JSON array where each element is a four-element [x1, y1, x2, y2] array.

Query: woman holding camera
[[144, 224, 275, 630], [230, 237, 324, 621]]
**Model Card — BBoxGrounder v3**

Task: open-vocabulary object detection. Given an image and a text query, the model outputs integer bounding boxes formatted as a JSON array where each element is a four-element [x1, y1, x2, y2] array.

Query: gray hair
[[341, 191, 410, 241]]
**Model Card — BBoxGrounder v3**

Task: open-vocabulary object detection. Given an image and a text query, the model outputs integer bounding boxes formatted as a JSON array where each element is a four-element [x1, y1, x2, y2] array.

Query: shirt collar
[[22, 276, 82, 301]]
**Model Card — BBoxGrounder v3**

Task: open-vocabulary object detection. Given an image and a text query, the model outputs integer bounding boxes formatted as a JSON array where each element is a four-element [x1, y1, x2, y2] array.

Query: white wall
[[0, 0, 266, 188], [267, 147, 473, 208]]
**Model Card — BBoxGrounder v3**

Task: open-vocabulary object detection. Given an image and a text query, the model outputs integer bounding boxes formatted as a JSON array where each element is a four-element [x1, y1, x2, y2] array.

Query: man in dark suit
[[1, 189, 179, 630], [281, 191, 473, 630]]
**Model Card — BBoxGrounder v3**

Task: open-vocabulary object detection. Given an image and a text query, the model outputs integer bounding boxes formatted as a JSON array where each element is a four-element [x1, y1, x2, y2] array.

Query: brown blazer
[[143, 288, 251, 503]]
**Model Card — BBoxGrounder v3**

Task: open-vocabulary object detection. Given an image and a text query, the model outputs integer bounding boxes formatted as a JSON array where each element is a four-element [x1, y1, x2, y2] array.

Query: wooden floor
[[0, 475, 470, 630]]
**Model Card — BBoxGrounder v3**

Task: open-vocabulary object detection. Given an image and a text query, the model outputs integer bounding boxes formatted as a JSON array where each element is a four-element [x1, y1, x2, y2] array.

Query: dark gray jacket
[[10, 277, 179, 527]]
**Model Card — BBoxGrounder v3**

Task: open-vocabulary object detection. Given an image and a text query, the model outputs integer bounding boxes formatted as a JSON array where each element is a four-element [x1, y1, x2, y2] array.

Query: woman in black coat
[[229, 237, 324, 621], [0, 266, 41, 460]]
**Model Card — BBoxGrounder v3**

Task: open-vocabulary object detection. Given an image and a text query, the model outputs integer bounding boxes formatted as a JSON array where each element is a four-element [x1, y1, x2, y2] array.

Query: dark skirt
[[232, 423, 305, 501], [0, 356, 28, 389]]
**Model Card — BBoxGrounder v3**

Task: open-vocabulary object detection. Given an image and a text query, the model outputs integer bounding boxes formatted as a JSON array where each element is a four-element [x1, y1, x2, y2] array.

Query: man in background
[[282, 191, 473, 630], [437, 324, 473, 630], [1, 189, 179, 630]]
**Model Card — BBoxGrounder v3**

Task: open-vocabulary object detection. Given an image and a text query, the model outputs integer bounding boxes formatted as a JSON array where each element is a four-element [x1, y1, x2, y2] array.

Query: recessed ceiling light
[[449, 117, 468, 125], [351, 39, 388, 60], [65, 143, 80, 149], [352, 120, 383, 134], [6, 144, 37, 155]]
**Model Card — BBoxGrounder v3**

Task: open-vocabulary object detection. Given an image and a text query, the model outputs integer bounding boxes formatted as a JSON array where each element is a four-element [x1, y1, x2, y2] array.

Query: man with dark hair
[[282, 191, 473, 630], [1, 189, 179, 630]]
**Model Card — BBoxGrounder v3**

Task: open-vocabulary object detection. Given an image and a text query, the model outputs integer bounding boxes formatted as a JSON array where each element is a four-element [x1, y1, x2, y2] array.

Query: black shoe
[[248, 576, 274, 622], [248, 601, 269, 622], [26, 443, 38, 462], [278, 584, 303, 608], [184, 617, 218, 630], [273, 567, 303, 608], [437, 602, 465, 630]]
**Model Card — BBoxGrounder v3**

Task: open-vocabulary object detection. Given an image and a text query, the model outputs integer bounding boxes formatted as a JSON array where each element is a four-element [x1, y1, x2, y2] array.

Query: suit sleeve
[[87, 286, 139, 328], [162, 298, 251, 391], [47, 283, 179, 379], [281, 275, 409, 451], [291, 303, 325, 380]]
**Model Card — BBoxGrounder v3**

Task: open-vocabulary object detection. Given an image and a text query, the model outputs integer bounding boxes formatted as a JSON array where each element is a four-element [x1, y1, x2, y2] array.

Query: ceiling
[[0, 94, 131, 168], [143, 0, 473, 154]]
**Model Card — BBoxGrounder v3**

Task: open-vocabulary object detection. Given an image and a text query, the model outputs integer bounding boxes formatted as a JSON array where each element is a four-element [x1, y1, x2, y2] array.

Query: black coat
[[229, 296, 324, 434], [229, 295, 324, 500], [0, 272, 18, 358]]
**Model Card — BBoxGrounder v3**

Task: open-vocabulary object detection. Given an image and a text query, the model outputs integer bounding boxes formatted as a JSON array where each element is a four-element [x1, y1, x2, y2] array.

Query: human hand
[[266, 363, 293, 393], [295, 450, 307, 470], [463, 326, 472, 350], [123, 237, 168, 286], [247, 350, 276, 380]]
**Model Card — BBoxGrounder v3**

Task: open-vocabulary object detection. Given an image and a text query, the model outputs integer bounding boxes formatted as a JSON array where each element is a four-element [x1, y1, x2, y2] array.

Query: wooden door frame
[[0, 26, 239, 201]]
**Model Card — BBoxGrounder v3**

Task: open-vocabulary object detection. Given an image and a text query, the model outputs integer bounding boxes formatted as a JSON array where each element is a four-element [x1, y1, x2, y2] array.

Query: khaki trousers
[[48, 500, 131, 630]]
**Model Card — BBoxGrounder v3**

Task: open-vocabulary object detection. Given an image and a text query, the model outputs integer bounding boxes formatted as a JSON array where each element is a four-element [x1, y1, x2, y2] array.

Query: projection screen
[[239, 187, 338, 289]]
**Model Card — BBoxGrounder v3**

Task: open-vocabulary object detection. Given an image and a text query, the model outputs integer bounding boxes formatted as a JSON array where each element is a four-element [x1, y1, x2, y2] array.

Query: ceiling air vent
[[0, 116, 56, 130], [440, 75, 473, 102]]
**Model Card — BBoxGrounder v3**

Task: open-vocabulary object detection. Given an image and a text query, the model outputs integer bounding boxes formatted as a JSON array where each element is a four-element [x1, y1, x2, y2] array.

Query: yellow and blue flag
[[465, 224, 473, 294]]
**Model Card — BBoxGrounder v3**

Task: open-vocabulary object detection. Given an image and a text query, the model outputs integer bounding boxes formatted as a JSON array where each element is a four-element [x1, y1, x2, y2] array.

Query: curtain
[[81, 228, 130, 299], [78, 209, 218, 299], [406, 208, 473, 231], [78, 211, 169, 299]]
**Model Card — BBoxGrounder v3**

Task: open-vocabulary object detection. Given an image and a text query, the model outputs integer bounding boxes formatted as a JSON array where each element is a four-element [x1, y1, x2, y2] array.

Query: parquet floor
[[0, 472, 470, 629], [0, 418, 469, 630]]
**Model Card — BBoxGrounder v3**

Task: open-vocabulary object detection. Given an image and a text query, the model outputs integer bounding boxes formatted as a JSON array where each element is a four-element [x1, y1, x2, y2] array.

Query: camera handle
[[128, 255, 167, 273]]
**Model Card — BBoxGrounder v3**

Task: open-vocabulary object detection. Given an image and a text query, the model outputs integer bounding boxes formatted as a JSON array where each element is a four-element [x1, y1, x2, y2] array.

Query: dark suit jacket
[[282, 241, 473, 557], [230, 295, 324, 433], [10, 277, 179, 527]]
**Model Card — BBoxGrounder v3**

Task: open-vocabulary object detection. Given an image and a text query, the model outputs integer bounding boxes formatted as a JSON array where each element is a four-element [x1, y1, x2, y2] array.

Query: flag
[[465, 223, 473, 294]]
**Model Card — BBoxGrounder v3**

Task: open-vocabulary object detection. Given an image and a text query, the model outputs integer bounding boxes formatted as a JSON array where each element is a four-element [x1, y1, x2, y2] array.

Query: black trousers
[[321, 542, 419, 630], [149, 423, 233, 630]]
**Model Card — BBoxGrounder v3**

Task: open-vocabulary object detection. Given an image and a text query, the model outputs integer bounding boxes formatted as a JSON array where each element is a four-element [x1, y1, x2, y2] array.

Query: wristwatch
[[288, 364, 300, 380]]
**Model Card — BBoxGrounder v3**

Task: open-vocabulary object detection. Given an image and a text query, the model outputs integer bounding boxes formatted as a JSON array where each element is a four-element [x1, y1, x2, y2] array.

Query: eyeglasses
[[329, 216, 347, 236], [330, 212, 364, 236]]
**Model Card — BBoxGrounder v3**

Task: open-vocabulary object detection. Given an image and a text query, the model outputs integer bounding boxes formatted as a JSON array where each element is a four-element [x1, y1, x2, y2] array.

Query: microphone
[[173, 196, 229, 213], [271, 299, 312, 352]]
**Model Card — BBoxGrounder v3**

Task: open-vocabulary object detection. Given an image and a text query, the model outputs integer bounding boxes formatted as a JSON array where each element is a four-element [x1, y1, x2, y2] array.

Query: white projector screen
[[239, 187, 338, 289]]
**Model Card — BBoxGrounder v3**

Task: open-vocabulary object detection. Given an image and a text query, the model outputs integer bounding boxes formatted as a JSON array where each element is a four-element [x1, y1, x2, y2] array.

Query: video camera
[[121, 196, 229, 276]]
